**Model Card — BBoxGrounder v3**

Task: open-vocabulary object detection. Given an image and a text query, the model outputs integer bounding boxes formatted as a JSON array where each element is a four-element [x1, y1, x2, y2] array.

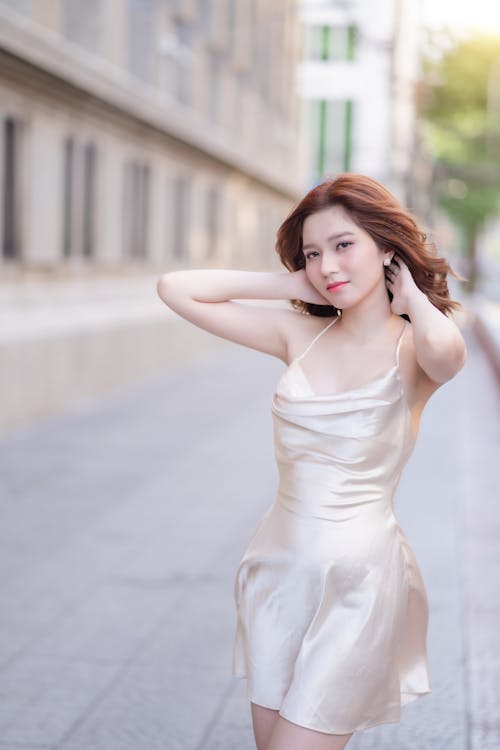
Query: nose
[[320, 251, 340, 276]]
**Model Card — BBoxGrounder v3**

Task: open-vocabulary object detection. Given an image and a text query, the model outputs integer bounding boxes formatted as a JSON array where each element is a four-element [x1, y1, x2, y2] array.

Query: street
[[0, 321, 497, 750]]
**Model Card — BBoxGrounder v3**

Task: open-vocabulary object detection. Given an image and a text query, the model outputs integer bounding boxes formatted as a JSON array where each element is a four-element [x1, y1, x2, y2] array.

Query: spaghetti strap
[[296, 316, 340, 361], [395, 319, 408, 367]]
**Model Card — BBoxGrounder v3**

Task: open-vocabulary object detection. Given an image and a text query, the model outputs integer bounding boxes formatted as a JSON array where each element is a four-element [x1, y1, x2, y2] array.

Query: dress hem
[[234, 675, 432, 735]]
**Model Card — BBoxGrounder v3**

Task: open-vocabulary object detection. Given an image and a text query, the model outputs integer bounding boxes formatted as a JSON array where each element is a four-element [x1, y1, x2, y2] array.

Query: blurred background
[[0, 2, 499, 749], [1, 0, 499, 432]]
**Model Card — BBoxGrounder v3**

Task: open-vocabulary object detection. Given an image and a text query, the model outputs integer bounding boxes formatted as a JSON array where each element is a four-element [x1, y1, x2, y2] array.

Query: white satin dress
[[231, 314, 432, 735]]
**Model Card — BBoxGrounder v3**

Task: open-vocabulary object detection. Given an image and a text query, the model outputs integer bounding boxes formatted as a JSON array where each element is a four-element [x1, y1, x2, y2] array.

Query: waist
[[276, 471, 394, 523], [266, 493, 397, 560]]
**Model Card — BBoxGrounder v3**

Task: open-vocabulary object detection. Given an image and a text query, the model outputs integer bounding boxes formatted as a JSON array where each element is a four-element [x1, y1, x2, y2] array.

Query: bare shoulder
[[280, 311, 339, 365]]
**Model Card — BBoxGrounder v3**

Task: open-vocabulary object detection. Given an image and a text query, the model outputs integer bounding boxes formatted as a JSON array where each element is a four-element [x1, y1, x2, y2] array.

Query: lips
[[327, 281, 349, 291]]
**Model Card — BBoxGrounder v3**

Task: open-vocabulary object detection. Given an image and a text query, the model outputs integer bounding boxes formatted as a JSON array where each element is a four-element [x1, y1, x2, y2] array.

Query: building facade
[[0, 0, 302, 280], [298, 0, 421, 205], [0, 0, 303, 433]]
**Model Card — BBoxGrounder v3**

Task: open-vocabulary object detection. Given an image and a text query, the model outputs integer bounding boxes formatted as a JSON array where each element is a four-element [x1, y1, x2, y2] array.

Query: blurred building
[[0, 0, 302, 434], [0, 0, 302, 279], [298, 0, 422, 205]]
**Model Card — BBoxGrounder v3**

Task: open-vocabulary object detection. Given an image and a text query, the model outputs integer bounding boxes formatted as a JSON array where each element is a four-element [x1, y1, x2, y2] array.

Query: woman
[[156, 174, 467, 750]]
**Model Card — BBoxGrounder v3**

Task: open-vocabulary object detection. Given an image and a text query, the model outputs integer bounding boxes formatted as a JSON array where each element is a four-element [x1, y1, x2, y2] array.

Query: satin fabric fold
[[231, 319, 432, 735]]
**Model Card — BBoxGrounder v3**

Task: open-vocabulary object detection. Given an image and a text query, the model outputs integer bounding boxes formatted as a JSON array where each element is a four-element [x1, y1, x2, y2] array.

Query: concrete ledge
[[0, 314, 232, 437], [0, 275, 289, 436], [0, 276, 225, 435]]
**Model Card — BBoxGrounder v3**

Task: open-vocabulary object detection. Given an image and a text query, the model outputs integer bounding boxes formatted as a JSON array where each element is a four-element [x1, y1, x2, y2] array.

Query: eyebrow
[[302, 231, 355, 252]]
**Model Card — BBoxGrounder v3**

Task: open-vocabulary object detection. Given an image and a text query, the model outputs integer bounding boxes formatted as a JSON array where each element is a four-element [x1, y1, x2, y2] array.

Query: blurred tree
[[421, 33, 500, 293]]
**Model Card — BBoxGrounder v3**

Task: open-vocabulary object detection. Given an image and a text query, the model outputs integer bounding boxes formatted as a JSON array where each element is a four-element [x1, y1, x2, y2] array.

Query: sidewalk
[[0, 305, 498, 749], [0, 274, 498, 749]]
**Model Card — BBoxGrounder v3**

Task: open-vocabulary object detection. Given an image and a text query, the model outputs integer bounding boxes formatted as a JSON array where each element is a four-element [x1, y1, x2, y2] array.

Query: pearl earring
[[383, 258, 391, 266]]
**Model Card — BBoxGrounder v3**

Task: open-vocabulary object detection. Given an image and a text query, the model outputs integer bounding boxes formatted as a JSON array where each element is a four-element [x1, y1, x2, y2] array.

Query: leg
[[266, 714, 353, 750], [250, 701, 280, 750]]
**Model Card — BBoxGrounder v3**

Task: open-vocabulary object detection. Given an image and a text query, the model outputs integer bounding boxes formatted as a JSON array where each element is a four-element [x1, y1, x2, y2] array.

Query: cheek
[[352, 252, 379, 275], [350, 260, 380, 290], [305, 266, 316, 282]]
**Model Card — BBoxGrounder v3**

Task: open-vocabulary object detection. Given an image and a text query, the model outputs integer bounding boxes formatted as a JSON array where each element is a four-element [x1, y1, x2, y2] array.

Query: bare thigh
[[251, 702, 280, 750], [266, 715, 353, 750]]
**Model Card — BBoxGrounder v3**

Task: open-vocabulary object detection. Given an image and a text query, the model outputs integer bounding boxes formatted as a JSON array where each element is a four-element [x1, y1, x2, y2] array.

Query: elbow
[[456, 342, 467, 372], [156, 272, 190, 312], [447, 334, 467, 376], [156, 273, 173, 303], [422, 331, 467, 383]]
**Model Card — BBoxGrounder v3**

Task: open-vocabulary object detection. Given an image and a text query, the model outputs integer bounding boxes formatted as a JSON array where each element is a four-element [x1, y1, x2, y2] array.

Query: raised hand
[[384, 255, 423, 315], [290, 269, 333, 306]]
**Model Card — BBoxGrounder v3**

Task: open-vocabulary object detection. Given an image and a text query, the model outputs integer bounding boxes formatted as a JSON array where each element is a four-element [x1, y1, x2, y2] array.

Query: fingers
[[385, 259, 400, 285]]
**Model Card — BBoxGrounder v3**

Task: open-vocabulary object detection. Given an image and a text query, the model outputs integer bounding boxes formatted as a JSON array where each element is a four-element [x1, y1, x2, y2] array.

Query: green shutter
[[347, 25, 356, 61], [343, 100, 353, 171], [318, 100, 327, 176], [321, 25, 329, 60]]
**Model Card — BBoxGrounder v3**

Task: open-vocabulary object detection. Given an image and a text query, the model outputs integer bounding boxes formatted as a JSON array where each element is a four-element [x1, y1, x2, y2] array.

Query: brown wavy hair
[[275, 173, 466, 319]]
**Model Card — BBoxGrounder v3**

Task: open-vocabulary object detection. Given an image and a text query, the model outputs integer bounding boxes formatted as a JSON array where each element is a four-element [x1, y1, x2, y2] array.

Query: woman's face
[[301, 204, 391, 308]]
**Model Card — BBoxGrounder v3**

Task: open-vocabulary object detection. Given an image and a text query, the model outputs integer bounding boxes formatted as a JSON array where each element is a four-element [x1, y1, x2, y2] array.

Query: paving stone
[[0, 329, 497, 749]]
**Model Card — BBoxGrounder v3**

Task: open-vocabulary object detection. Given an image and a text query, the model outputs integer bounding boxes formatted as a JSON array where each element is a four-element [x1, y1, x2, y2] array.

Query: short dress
[[231, 315, 432, 735]]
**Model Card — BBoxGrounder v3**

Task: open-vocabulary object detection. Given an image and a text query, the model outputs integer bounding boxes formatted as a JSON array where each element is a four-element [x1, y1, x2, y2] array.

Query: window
[[255, 14, 270, 102], [305, 99, 355, 182], [2, 117, 23, 260], [1, 0, 32, 17], [82, 143, 96, 258], [123, 161, 150, 259], [198, 0, 212, 34], [200, 0, 226, 50], [206, 184, 220, 259], [160, 17, 195, 105], [233, 71, 246, 134], [127, 0, 156, 83], [62, 136, 74, 258], [303, 24, 357, 62], [227, 0, 236, 58], [62, 0, 102, 54], [173, 20, 193, 106], [207, 50, 221, 122], [62, 137, 98, 259], [169, 0, 197, 23], [172, 174, 190, 260]]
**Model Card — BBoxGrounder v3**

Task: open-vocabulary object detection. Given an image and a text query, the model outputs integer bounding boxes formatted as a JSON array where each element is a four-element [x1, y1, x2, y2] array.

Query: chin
[[319, 294, 333, 305]]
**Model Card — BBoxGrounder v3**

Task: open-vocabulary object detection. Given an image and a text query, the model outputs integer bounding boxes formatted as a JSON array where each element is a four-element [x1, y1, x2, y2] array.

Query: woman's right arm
[[156, 268, 327, 364]]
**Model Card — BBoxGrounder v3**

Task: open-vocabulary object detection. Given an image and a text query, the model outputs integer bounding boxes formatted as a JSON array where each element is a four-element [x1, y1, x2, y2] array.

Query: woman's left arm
[[386, 255, 467, 384]]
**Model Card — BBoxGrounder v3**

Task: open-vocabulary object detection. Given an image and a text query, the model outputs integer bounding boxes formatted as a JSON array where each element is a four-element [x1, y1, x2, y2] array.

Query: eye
[[304, 241, 352, 260]]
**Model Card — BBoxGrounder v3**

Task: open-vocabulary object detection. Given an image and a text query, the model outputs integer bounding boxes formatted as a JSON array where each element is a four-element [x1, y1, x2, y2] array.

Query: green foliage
[[425, 36, 500, 118], [440, 183, 500, 228], [422, 32, 500, 236]]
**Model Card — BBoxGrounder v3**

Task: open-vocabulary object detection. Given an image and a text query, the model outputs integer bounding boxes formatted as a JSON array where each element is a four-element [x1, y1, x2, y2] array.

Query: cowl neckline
[[272, 317, 411, 415], [272, 349, 413, 439], [289, 357, 401, 401]]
